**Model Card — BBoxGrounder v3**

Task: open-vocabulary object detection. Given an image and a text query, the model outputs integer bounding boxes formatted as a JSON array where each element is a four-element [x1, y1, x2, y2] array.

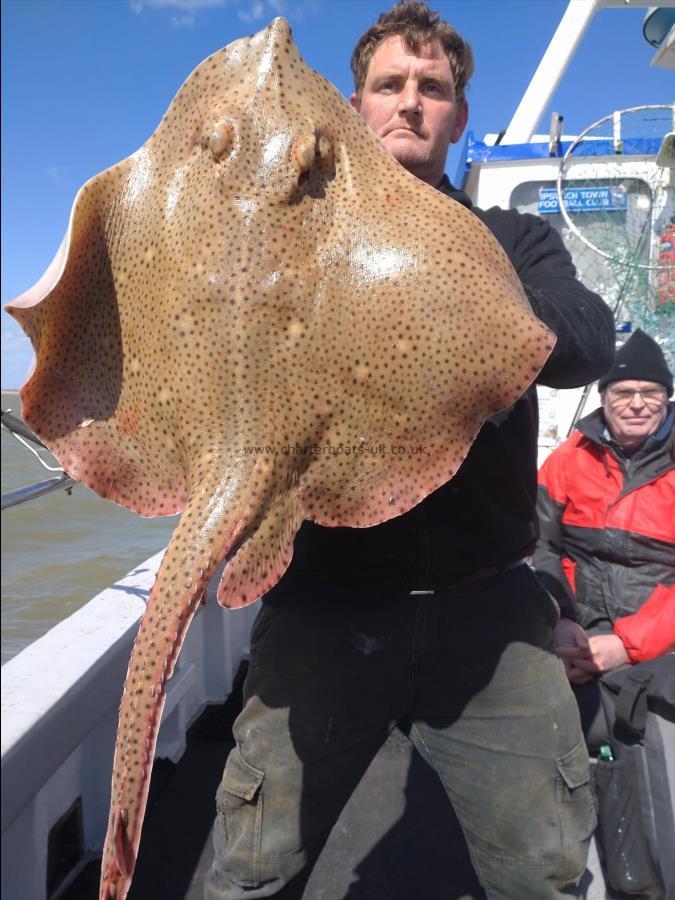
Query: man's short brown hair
[[351, 1, 474, 103]]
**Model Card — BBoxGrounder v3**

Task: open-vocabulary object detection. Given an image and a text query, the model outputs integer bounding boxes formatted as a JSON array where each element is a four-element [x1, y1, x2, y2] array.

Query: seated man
[[534, 328, 674, 684], [534, 327, 675, 897]]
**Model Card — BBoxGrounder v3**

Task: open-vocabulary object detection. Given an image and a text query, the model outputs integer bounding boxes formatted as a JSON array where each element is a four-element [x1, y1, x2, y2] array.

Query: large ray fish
[[6, 18, 554, 899]]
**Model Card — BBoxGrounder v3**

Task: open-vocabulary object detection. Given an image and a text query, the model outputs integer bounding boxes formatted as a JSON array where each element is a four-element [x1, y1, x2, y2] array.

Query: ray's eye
[[293, 131, 333, 178], [208, 121, 234, 161], [294, 134, 316, 172]]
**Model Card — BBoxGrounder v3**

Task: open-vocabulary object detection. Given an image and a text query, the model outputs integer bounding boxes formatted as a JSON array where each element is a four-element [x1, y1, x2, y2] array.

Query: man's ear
[[350, 92, 361, 113], [452, 99, 469, 144]]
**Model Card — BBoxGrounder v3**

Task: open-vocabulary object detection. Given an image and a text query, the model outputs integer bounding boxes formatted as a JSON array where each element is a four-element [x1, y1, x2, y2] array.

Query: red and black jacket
[[534, 405, 675, 662]]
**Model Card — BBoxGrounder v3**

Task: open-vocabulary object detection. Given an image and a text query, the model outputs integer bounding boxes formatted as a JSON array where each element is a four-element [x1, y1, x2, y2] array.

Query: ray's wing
[[7, 157, 190, 517]]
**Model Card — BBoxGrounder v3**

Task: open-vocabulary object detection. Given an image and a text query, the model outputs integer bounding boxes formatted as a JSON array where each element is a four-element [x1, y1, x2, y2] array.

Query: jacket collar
[[437, 174, 473, 210], [576, 403, 674, 463]]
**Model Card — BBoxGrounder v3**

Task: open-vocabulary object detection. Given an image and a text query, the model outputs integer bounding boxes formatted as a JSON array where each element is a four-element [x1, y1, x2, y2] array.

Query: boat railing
[[1, 552, 259, 900], [1, 410, 77, 510]]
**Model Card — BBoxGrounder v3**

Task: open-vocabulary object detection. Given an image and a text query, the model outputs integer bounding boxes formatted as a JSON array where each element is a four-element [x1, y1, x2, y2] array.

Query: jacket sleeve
[[477, 208, 615, 389], [532, 443, 578, 619], [613, 584, 675, 663]]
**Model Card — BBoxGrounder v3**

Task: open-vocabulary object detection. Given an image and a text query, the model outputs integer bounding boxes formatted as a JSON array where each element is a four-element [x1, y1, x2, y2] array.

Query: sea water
[[1, 390, 177, 665]]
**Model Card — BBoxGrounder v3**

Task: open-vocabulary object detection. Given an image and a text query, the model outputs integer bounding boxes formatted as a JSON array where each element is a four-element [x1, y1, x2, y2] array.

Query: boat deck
[[61, 664, 607, 900]]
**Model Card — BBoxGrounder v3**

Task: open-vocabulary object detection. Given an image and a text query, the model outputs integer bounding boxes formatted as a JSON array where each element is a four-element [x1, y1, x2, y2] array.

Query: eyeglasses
[[607, 387, 667, 408]]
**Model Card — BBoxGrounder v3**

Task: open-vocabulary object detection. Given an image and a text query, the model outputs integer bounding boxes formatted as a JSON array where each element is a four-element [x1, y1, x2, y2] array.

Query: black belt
[[410, 557, 529, 595]]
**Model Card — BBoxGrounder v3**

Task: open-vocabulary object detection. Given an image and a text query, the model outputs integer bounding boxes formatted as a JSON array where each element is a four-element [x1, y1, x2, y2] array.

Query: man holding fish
[[206, 2, 615, 898]]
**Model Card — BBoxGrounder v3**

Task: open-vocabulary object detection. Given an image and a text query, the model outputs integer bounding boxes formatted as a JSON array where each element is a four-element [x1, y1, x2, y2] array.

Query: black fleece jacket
[[265, 179, 615, 601]]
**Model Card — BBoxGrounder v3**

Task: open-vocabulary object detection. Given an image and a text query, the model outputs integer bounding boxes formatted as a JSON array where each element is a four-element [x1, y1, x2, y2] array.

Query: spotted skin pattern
[[6, 19, 555, 899]]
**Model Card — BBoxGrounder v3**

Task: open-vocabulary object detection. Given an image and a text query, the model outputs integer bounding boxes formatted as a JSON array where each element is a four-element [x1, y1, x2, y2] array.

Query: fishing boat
[[2, 2, 673, 898]]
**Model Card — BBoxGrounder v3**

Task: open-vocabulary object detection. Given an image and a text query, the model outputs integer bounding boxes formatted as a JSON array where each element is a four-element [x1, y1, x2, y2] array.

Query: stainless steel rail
[[1, 409, 77, 509], [1, 409, 46, 447], [1, 472, 76, 510]]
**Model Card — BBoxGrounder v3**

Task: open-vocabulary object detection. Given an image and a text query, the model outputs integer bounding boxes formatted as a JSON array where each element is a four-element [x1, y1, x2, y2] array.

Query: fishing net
[[555, 104, 674, 368]]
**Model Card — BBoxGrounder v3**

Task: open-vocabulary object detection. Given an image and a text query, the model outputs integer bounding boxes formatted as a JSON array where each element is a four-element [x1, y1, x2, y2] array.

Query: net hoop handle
[[555, 103, 675, 272]]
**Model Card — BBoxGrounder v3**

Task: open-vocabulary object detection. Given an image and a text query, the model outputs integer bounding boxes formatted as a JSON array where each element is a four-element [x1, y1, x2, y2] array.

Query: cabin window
[[510, 177, 659, 328]]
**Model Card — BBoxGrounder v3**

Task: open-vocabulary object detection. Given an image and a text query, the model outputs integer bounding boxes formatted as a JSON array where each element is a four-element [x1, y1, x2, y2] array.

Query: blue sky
[[1, 0, 672, 388]]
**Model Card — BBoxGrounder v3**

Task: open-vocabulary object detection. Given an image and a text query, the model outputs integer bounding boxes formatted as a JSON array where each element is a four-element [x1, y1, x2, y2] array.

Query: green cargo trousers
[[205, 565, 595, 899]]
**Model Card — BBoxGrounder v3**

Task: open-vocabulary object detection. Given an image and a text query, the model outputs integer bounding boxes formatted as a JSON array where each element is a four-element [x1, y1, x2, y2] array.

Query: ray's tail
[[98, 484, 250, 900]]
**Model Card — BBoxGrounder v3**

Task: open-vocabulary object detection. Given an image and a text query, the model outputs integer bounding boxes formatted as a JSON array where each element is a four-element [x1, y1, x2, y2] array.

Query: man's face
[[350, 35, 468, 186], [601, 380, 669, 453]]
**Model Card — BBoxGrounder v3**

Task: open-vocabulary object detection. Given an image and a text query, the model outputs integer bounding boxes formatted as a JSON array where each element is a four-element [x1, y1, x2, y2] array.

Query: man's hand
[[555, 621, 630, 684], [553, 619, 593, 683], [586, 634, 630, 672]]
